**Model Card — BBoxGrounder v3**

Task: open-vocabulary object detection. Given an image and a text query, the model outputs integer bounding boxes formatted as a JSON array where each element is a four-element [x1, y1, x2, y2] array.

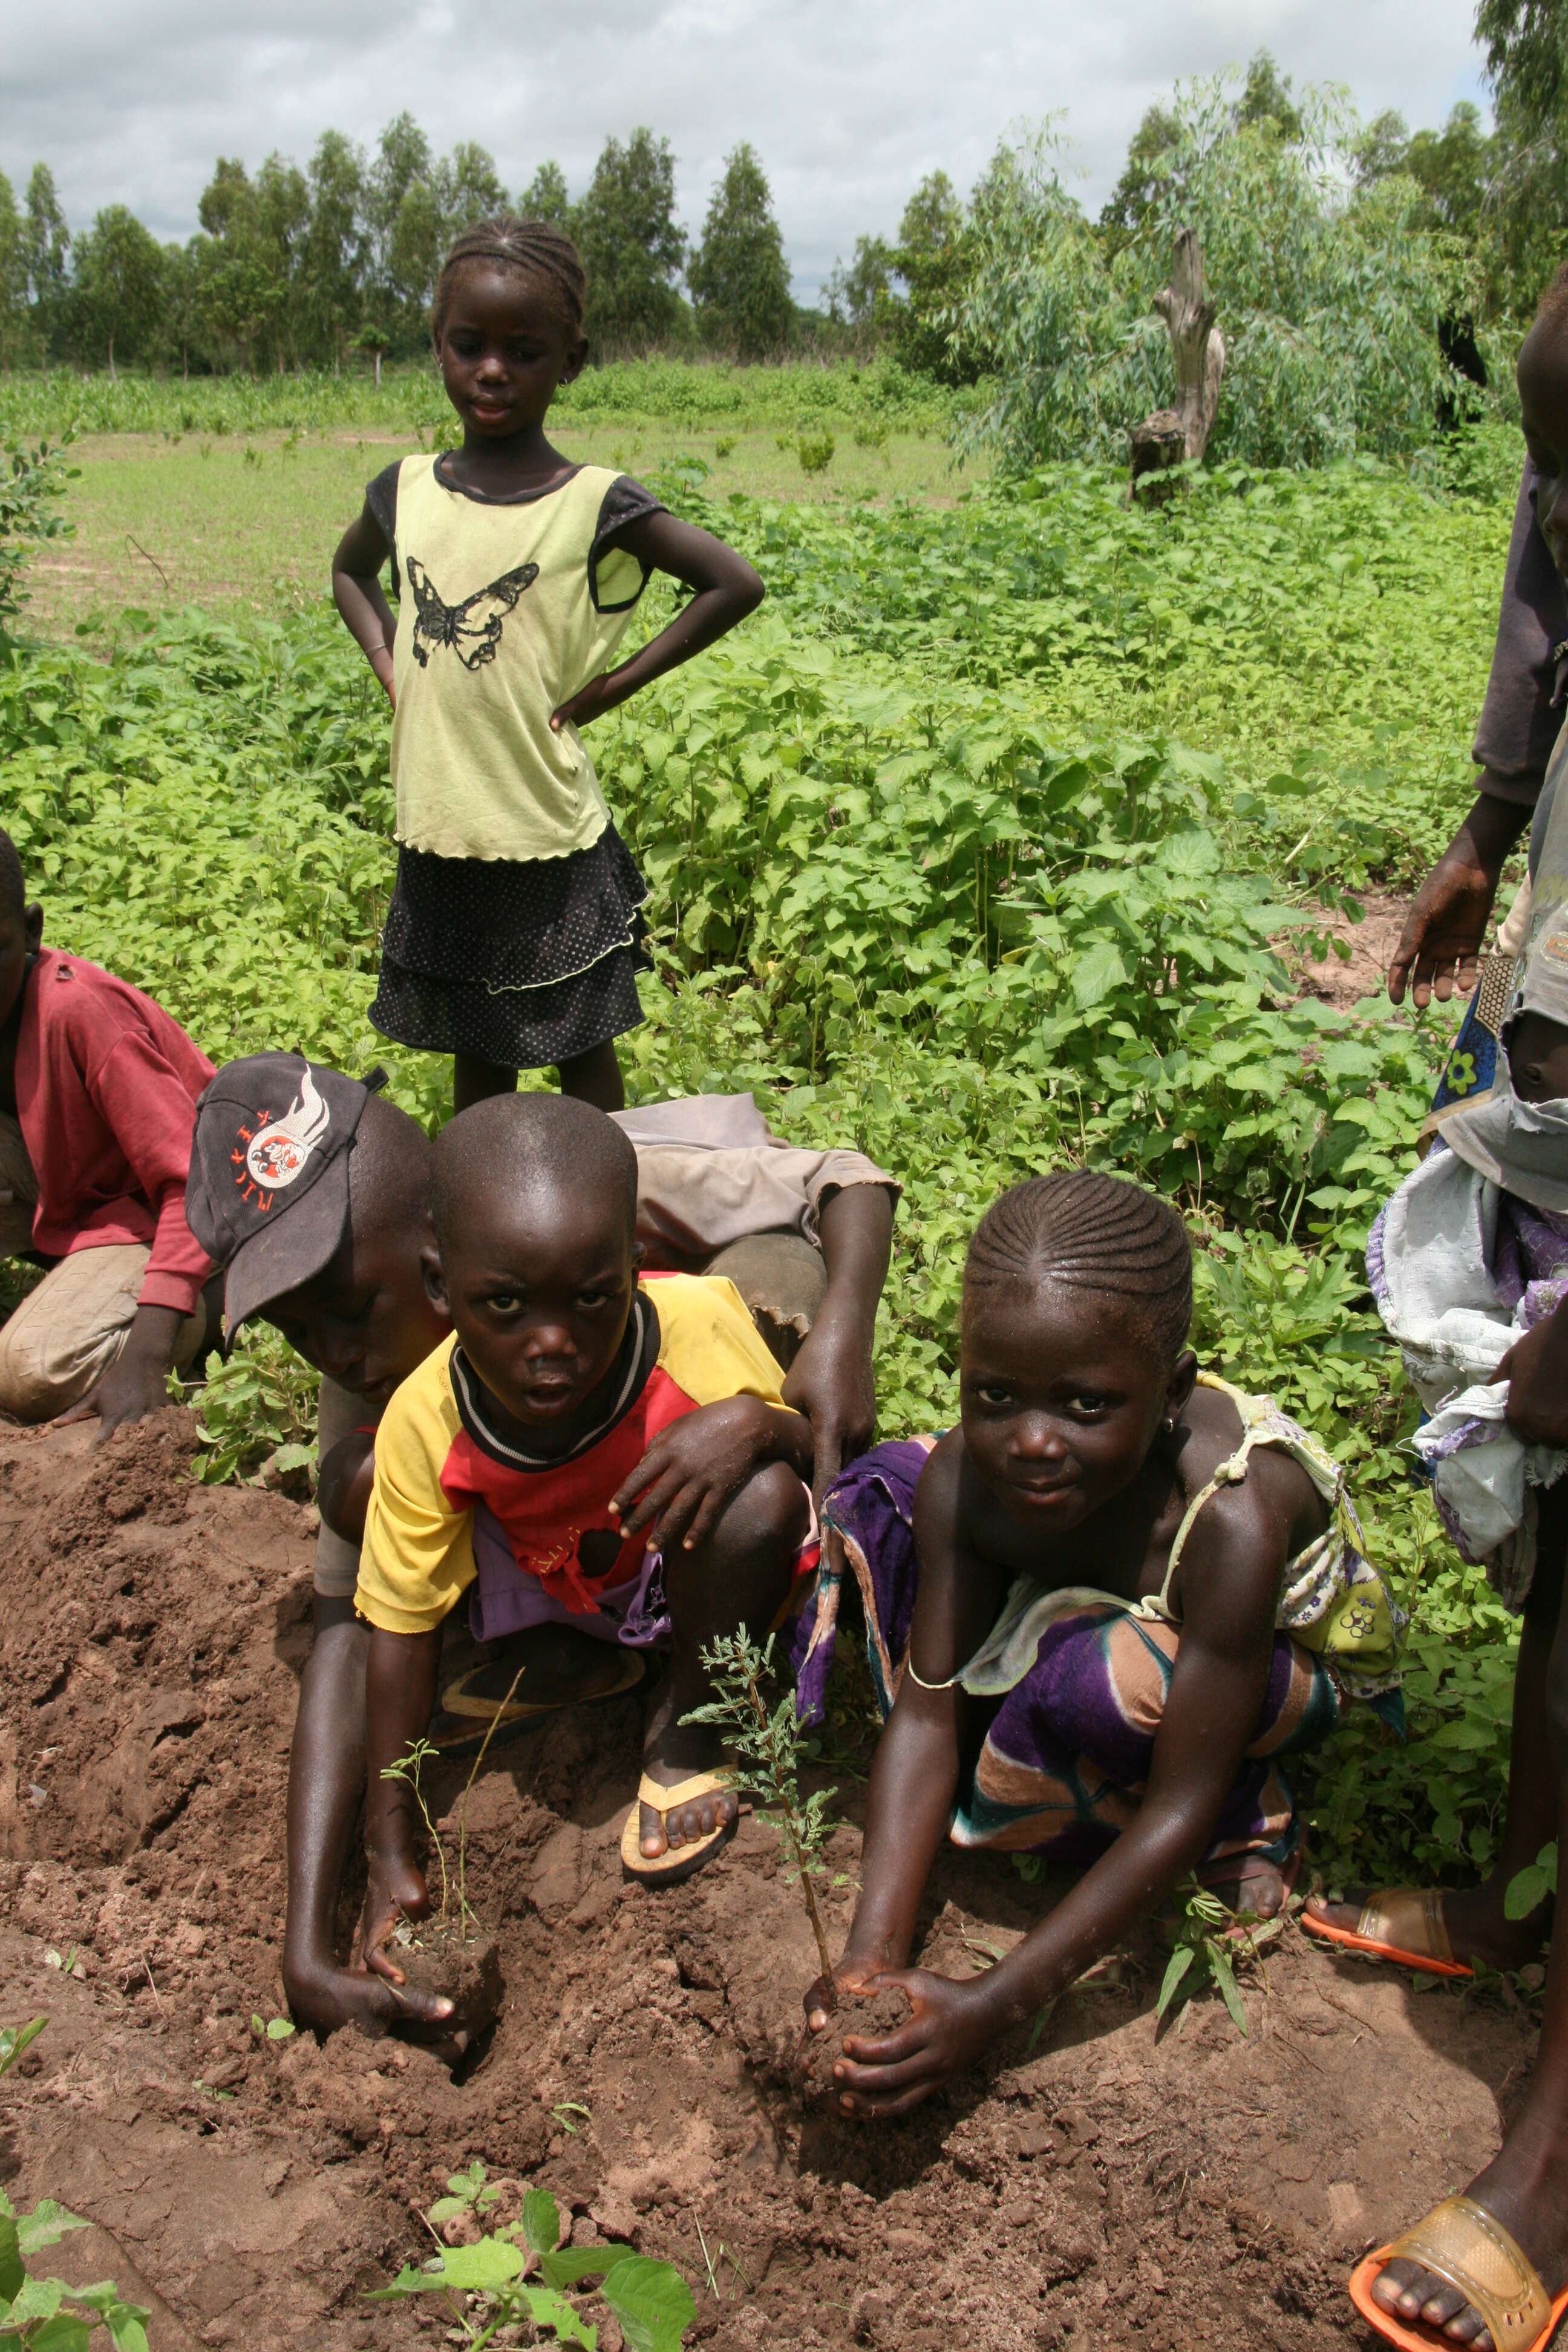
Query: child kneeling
[[800, 1169, 1403, 2115], [355, 1091, 816, 1971]]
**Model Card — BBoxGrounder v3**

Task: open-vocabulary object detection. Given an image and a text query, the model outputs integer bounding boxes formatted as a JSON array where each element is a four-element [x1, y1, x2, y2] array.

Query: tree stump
[[1128, 229, 1225, 505]]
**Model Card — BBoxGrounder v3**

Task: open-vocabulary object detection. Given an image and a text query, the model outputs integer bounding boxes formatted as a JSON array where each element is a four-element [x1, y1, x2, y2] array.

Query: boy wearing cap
[[186, 1052, 895, 2037], [0, 830, 215, 1436]]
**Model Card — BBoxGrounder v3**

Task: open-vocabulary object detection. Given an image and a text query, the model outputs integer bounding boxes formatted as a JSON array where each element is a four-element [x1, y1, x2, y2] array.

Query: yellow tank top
[[386, 458, 655, 863]]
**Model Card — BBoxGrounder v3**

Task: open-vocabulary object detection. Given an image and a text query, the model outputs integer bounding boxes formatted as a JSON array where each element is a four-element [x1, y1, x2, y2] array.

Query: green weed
[[186, 1324, 319, 1491], [370, 2170, 694, 2351], [0, 2024, 152, 2350]]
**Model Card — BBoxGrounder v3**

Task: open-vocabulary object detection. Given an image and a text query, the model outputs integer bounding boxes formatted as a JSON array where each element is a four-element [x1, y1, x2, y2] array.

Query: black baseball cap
[[185, 1054, 387, 1333]]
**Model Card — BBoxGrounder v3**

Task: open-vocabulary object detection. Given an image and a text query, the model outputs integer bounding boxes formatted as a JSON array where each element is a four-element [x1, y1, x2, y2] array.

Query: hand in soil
[[803, 1953, 891, 2033], [357, 1846, 436, 1988], [816, 1967, 996, 2120]]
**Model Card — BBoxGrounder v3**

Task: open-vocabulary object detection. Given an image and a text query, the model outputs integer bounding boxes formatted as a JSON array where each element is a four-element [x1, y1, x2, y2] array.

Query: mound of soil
[[798, 1988, 914, 2107], [0, 1416, 1543, 2349]]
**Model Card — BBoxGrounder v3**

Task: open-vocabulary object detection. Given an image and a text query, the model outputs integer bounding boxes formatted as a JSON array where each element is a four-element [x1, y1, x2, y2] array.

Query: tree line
[[0, 119, 805, 376], [1, 7, 1564, 394]]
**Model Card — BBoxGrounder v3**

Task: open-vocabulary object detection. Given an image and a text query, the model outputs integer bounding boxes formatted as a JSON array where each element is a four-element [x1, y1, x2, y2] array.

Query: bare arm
[[828, 1461, 1293, 2118], [331, 502, 397, 704], [783, 1183, 895, 1503], [550, 510, 764, 735], [359, 1624, 444, 1987]]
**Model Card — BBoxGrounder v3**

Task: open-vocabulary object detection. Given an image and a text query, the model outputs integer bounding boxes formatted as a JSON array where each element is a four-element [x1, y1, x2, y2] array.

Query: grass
[[28, 424, 982, 636]]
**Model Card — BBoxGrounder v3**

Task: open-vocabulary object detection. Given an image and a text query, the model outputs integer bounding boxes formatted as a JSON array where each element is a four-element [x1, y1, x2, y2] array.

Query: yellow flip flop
[[1350, 2195, 1568, 2352], [619, 1769, 737, 1886]]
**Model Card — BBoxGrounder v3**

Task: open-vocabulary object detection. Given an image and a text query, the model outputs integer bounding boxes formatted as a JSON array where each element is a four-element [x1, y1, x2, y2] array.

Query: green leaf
[[520, 2188, 561, 2259], [0, 2216, 21, 2308], [0, 2020, 47, 2080], [519, 2284, 598, 2348], [539, 2244, 636, 2291], [15, 2205, 88, 2259], [1209, 1945, 1249, 2037], [602, 2255, 697, 2352], [264, 2017, 295, 2040], [1155, 1944, 1195, 2020], [431, 2238, 525, 2294], [31, 2314, 91, 2352]]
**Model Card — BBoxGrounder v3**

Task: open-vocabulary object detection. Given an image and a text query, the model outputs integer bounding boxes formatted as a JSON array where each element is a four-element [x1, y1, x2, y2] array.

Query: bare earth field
[[0, 1414, 1538, 2350]]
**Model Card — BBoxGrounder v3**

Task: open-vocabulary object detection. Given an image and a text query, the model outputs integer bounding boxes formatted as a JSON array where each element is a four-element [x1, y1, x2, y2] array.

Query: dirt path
[[0, 1415, 1536, 2349]]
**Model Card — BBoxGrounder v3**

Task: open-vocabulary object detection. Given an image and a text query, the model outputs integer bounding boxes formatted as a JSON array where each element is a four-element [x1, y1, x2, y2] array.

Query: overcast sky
[[2, 0, 1488, 302]]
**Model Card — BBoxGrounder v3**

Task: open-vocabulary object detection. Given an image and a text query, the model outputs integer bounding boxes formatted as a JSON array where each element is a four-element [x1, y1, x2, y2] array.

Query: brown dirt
[[0, 1413, 1541, 2350], [387, 1926, 503, 2043], [1279, 892, 1407, 1013], [799, 1988, 915, 2106]]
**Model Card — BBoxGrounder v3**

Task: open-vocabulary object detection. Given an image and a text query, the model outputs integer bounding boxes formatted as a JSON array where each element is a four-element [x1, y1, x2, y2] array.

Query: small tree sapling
[[682, 1625, 840, 1998]]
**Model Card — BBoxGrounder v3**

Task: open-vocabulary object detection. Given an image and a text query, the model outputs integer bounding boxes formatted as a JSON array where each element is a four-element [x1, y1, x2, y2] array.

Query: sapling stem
[[684, 1627, 839, 2005], [381, 1739, 449, 1924], [739, 1656, 835, 1991], [454, 1656, 532, 1938]]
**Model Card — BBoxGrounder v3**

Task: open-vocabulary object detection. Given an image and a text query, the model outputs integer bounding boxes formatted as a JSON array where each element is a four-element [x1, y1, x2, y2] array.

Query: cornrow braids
[[433, 215, 587, 340], [965, 1171, 1193, 1361]]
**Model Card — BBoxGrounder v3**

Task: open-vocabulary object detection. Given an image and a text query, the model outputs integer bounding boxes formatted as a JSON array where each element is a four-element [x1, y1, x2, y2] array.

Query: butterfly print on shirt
[[405, 555, 541, 671]]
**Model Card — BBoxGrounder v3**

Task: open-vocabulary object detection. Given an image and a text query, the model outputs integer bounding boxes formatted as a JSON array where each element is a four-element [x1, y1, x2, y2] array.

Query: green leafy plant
[[0, 2022, 45, 2081], [368, 2174, 694, 2351], [0, 437, 77, 648], [796, 428, 835, 475], [249, 2013, 296, 2042], [1505, 1841, 1558, 1921], [186, 1324, 319, 1492], [683, 1627, 840, 1990], [0, 2024, 152, 2351], [381, 1738, 456, 1927], [1155, 1881, 1282, 2038]]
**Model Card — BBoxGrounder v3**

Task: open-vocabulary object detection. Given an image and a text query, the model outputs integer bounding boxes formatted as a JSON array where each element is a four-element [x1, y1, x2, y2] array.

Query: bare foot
[[1307, 1877, 1547, 1973], [636, 1676, 738, 1860], [1371, 2115, 1568, 2350]]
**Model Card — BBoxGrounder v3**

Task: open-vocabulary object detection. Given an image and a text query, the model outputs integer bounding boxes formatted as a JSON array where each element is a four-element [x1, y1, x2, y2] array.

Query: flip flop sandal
[[428, 1648, 648, 1760], [620, 1769, 737, 1887], [1350, 2194, 1568, 2352], [1301, 1887, 1472, 1980]]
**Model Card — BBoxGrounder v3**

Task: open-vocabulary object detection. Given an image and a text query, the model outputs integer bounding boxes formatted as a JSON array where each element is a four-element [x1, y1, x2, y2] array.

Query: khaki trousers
[[0, 1115, 206, 1422]]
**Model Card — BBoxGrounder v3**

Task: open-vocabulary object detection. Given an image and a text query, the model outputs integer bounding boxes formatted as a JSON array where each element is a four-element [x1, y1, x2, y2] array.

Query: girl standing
[[332, 218, 763, 1114]]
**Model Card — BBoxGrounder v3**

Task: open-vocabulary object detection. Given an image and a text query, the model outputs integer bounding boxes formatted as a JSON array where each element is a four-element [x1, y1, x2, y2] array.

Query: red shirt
[[15, 949, 214, 1315]]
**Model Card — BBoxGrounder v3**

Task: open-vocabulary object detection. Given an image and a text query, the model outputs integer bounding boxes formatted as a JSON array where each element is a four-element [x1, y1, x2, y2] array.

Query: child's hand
[[358, 1841, 433, 1990], [818, 1967, 999, 2120], [611, 1396, 802, 1554], [550, 672, 624, 735], [803, 1953, 888, 2033]]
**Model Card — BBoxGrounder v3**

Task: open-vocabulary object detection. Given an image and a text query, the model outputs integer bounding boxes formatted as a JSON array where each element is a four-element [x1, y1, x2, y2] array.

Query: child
[[331, 216, 764, 1117], [0, 828, 216, 1436], [800, 1170, 1402, 2120], [185, 1054, 895, 2039], [352, 1089, 820, 1982]]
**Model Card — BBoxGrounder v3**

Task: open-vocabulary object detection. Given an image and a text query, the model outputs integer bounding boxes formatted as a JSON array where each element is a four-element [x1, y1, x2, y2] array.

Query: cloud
[[1, 0, 1488, 299]]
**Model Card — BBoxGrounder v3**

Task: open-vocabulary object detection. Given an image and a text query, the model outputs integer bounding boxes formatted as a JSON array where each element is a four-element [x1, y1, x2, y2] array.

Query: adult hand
[[815, 1968, 998, 2119], [610, 1395, 802, 1554], [56, 1304, 185, 1444], [1498, 1304, 1568, 1448], [783, 1305, 876, 1505], [1388, 796, 1526, 1008]]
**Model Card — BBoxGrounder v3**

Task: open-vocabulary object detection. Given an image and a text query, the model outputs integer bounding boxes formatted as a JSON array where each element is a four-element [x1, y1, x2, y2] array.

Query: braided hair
[[433, 215, 587, 341], [965, 1171, 1193, 1362]]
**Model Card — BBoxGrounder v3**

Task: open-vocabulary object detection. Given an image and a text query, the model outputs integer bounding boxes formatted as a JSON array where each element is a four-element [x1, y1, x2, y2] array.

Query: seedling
[[382, 1649, 535, 1943], [551, 2102, 592, 2136], [428, 2161, 503, 2228], [0, 2018, 45, 2079], [381, 1737, 455, 1926], [369, 2172, 694, 2351], [1155, 1880, 1282, 2039], [0, 2022, 152, 2350], [250, 2013, 295, 2042], [683, 1626, 840, 1994]]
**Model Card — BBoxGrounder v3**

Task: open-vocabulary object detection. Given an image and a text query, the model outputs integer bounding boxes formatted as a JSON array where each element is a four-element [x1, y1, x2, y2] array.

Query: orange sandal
[[1350, 2195, 1568, 2352], [1302, 1887, 1472, 1980]]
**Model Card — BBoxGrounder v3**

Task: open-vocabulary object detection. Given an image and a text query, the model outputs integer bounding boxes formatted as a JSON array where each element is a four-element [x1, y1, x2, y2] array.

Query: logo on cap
[[233, 1068, 332, 1208]]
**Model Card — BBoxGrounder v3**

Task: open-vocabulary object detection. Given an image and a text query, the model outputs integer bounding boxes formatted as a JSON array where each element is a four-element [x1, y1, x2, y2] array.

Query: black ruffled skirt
[[369, 823, 652, 1070]]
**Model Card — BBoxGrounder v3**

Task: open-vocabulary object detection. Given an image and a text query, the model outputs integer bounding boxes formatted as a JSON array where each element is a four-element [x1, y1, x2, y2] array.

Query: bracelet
[[903, 1655, 961, 1693]]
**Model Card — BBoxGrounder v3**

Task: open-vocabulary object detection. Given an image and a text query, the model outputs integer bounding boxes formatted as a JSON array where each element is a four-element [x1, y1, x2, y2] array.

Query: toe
[[638, 1802, 668, 1860]]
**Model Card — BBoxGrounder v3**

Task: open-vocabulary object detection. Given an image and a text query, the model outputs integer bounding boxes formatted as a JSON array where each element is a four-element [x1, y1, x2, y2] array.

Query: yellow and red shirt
[[355, 1273, 796, 1636]]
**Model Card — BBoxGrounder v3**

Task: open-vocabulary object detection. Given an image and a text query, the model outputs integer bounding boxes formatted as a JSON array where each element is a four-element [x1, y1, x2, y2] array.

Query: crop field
[[1, 373, 1530, 1883], [0, 364, 1546, 2346]]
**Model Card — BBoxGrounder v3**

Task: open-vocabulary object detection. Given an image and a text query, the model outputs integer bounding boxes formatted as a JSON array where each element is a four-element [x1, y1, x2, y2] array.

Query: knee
[[727, 1458, 809, 1563]]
